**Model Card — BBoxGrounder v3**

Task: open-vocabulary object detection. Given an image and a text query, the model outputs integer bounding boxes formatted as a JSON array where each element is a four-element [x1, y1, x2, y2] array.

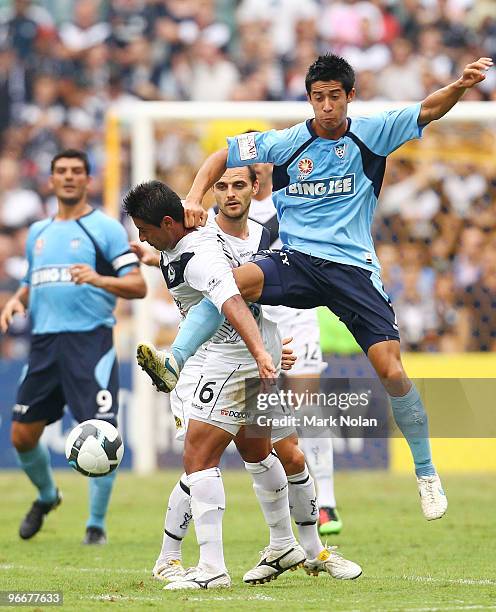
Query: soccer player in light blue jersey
[[143, 54, 492, 521], [0, 150, 146, 544]]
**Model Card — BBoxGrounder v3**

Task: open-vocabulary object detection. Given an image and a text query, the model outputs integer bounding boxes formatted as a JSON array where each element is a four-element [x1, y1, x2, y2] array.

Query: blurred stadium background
[[0, 0, 495, 475]]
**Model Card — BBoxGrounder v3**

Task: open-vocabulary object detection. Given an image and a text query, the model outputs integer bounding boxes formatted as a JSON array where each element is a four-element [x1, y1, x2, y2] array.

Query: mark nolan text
[[256, 415, 378, 428]]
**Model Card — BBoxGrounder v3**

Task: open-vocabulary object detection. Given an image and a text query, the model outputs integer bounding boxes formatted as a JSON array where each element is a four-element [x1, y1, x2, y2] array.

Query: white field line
[[404, 607, 496, 612], [0, 563, 146, 575], [86, 598, 496, 611], [400, 575, 496, 587], [88, 593, 276, 603]]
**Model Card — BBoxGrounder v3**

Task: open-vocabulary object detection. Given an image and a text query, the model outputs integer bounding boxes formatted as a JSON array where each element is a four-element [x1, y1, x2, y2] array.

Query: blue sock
[[171, 298, 224, 369], [17, 443, 57, 504], [87, 471, 117, 530], [389, 385, 436, 477]]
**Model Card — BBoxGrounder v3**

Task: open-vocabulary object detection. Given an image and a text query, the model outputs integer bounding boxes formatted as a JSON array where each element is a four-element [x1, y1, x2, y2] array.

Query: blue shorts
[[13, 326, 119, 426], [253, 249, 399, 354]]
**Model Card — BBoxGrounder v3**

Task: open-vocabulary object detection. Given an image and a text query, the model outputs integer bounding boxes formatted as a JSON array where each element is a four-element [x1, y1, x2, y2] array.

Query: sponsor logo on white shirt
[[236, 133, 258, 161]]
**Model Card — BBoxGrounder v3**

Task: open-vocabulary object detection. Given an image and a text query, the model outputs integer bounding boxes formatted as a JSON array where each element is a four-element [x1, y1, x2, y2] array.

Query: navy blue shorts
[[13, 326, 119, 426], [253, 249, 399, 354]]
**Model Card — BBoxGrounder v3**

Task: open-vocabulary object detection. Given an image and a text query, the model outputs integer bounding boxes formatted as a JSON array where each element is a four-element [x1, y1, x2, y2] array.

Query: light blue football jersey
[[22, 209, 138, 334], [227, 103, 424, 274]]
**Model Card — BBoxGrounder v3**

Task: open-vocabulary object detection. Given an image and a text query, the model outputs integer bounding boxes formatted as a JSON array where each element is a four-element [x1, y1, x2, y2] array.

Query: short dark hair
[[51, 149, 90, 175], [305, 54, 355, 95], [123, 180, 184, 226], [247, 165, 257, 184]]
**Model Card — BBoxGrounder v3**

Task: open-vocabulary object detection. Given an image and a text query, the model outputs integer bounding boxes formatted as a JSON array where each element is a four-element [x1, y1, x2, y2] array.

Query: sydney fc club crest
[[334, 144, 346, 159], [34, 238, 44, 254], [297, 158, 313, 180]]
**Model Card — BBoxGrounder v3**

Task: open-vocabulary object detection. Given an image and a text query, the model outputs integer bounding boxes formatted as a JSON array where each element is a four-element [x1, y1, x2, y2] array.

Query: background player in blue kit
[[152, 53, 493, 522], [0, 149, 146, 544]]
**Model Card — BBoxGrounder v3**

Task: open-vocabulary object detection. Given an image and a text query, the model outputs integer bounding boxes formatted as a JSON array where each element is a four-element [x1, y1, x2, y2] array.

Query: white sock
[[244, 452, 296, 551], [300, 436, 337, 508], [158, 473, 192, 562], [188, 467, 226, 573], [287, 465, 323, 559]]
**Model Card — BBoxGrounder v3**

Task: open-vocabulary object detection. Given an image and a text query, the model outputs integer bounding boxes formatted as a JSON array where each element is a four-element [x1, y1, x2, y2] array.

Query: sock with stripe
[[288, 465, 323, 559], [188, 467, 227, 573], [244, 452, 296, 551], [299, 436, 337, 508], [158, 473, 192, 562]]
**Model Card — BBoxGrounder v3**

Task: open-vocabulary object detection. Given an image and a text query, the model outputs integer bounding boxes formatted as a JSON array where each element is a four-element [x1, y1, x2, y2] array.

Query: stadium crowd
[[0, 0, 495, 357]]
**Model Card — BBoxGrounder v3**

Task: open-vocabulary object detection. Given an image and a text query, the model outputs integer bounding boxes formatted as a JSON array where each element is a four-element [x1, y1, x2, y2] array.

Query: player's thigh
[[323, 263, 400, 354], [190, 356, 253, 428], [251, 250, 322, 308], [13, 335, 66, 434], [59, 327, 119, 426], [233, 262, 265, 302]]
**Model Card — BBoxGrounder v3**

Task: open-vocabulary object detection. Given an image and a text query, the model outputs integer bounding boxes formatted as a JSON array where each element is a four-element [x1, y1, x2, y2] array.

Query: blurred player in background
[[0, 149, 146, 544], [249, 160, 342, 536], [160, 54, 493, 522]]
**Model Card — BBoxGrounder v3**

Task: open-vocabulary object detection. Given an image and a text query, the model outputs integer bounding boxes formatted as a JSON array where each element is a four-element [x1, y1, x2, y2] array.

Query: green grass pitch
[[1, 470, 495, 611]]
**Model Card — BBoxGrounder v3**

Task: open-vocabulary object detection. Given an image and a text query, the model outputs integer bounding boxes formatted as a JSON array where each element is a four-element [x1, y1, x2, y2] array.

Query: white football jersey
[[160, 218, 280, 363]]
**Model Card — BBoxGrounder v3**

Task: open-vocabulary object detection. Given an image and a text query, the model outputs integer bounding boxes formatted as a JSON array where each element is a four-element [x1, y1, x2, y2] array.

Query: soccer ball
[[65, 419, 124, 477]]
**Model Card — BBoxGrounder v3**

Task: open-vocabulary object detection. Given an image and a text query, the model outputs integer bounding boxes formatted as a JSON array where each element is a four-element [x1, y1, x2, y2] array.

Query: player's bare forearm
[[97, 269, 147, 299], [71, 265, 147, 299], [419, 57, 493, 125], [11, 285, 30, 308], [184, 149, 228, 227], [221, 294, 276, 378]]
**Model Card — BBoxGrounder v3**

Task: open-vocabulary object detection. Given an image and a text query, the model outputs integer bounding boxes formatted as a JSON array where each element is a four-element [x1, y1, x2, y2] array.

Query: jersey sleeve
[[183, 238, 240, 313], [353, 103, 424, 157], [20, 225, 36, 287], [227, 128, 298, 167], [102, 219, 139, 277]]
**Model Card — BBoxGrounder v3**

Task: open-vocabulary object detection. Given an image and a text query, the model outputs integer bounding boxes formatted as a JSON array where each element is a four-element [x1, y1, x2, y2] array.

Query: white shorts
[[170, 349, 296, 442], [275, 309, 326, 376]]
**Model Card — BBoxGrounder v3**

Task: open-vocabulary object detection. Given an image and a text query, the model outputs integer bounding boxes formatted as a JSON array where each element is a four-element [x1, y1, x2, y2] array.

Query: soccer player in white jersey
[[154, 54, 492, 522], [126, 172, 361, 589], [124, 179, 306, 590], [249, 161, 342, 535]]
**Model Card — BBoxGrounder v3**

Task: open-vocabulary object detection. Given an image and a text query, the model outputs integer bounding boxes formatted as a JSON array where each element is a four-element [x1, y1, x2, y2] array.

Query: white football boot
[[243, 543, 306, 585], [304, 546, 362, 580], [152, 559, 186, 582], [417, 474, 448, 520], [136, 343, 180, 393], [164, 566, 231, 590]]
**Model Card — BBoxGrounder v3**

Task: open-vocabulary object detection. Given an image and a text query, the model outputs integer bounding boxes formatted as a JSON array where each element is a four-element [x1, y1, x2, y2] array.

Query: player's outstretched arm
[[418, 57, 493, 125], [0, 286, 29, 333], [183, 148, 228, 228], [70, 265, 147, 299]]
